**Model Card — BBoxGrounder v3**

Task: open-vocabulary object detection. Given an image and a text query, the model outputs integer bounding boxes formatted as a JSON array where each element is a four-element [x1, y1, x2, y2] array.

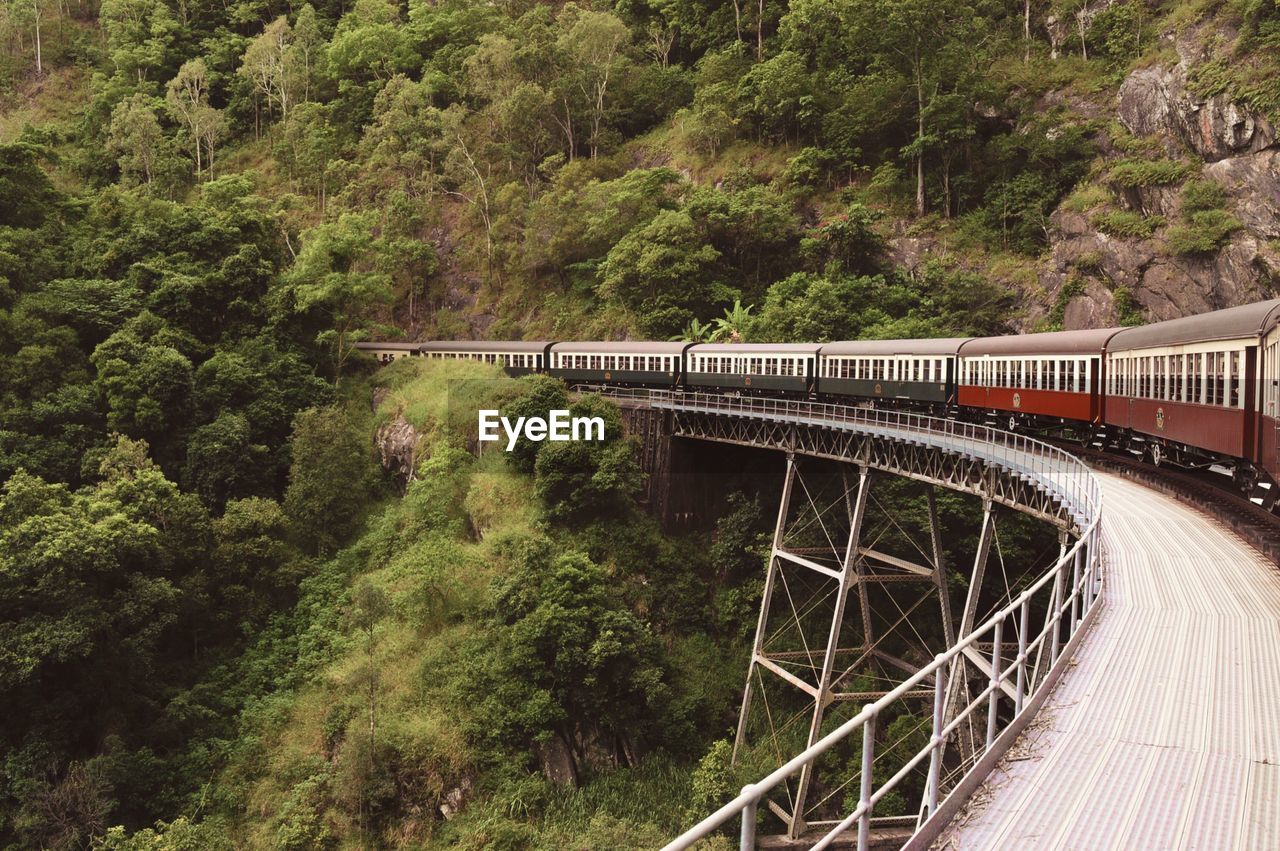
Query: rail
[[577, 387, 1104, 851]]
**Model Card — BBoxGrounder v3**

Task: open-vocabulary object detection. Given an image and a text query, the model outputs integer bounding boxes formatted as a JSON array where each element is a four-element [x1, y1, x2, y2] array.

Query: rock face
[[375, 414, 421, 491], [1029, 22, 1280, 330], [1043, 207, 1280, 329], [1117, 35, 1274, 162], [1206, 149, 1280, 239]]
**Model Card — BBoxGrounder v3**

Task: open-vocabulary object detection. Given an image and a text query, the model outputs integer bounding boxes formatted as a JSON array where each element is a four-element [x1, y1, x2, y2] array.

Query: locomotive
[[358, 298, 1280, 502]]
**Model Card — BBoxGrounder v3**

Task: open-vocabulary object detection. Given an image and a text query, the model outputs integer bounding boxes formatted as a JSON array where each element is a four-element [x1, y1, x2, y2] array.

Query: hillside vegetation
[[2, 0, 1279, 846]]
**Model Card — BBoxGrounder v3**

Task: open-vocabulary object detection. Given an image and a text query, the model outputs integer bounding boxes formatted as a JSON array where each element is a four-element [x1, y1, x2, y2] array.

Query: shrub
[[1112, 286, 1144, 326], [1092, 210, 1163, 238], [1062, 184, 1111, 212], [1180, 178, 1228, 213], [783, 147, 837, 188], [1087, 1, 1147, 64], [1166, 209, 1241, 254], [1107, 158, 1193, 187]]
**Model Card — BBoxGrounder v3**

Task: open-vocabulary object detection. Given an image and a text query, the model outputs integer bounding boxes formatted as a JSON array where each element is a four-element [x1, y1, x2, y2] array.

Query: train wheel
[[1150, 443, 1163, 467], [1234, 465, 1259, 495], [1007, 415, 1017, 432]]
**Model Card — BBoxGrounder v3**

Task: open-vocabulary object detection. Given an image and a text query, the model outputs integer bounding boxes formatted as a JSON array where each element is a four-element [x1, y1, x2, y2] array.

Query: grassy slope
[[208, 360, 719, 849]]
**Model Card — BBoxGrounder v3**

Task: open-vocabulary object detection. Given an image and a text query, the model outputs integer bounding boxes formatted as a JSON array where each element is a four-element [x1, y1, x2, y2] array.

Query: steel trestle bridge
[[598, 389, 1280, 851], [584, 389, 1107, 849]]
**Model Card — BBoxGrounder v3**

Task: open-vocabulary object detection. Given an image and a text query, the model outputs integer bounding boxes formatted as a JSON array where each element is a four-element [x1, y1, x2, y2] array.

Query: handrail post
[[927, 655, 947, 815], [986, 618, 1002, 748], [740, 785, 757, 851], [1071, 547, 1082, 634], [857, 709, 877, 851], [1083, 532, 1095, 611], [1050, 561, 1064, 663], [1015, 598, 1029, 715]]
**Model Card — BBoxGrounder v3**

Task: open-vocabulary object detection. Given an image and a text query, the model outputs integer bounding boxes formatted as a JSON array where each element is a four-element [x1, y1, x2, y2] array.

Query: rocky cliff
[[970, 15, 1280, 331]]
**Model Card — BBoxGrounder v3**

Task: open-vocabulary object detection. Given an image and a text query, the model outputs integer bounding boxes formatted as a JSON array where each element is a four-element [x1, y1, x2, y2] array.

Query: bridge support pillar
[[731, 455, 961, 838]]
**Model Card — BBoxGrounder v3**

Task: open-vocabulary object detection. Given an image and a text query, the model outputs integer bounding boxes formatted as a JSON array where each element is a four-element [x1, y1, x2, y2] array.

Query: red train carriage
[[1106, 300, 1280, 483], [958, 329, 1122, 430]]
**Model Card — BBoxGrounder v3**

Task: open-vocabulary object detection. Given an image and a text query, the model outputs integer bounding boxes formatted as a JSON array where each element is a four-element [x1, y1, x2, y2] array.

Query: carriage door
[[1265, 338, 1280, 467]]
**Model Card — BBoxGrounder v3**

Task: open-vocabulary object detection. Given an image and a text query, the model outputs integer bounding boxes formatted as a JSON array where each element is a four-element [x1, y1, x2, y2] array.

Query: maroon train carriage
[[957, 329, 1122, 431], [1105, 299, 1280, 488]]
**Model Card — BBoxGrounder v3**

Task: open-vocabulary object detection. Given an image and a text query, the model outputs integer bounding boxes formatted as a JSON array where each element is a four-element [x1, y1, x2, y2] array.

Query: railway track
[[1059, 441, 1280, 565]]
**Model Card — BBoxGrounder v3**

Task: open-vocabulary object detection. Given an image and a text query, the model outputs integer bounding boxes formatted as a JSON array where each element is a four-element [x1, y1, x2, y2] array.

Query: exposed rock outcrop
[[1008, 22, 1280, 330], [1206, 149, 1280, 239], [375, 414, 422, 491], [1117, 29, 1274, 162], [1042, 206, 1279, 329]]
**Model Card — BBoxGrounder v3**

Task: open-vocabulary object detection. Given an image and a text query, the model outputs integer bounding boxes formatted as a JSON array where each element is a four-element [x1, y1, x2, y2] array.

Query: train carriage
[[417, 341, 553, 376], [355, 342, 424, 364], [958, 329, 1121, 428], [1106, 300, 1280, 478], [548, 342, 690, 386], [686, 343, 820, 395], [817, 339, 969, 406]]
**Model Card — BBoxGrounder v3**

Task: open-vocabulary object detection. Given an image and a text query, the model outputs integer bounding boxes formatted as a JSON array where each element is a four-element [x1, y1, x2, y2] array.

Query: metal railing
[[578, 387, 1104, 851]]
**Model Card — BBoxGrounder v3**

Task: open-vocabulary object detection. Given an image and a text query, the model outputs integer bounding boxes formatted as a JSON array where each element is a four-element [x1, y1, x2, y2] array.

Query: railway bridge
[[596, 389, 1280, 850]]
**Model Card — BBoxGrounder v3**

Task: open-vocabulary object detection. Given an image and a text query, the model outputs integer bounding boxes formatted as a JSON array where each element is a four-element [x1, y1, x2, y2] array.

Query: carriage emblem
[[874, 383, 882, 395], [604, 372, 611, 380], [744, 377, 752, 386], [1156, 407, 1165, 430], [1012, 393, 1022, 409]]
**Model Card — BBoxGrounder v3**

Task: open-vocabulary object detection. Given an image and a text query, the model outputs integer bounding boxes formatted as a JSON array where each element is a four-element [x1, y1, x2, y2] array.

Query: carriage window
[[590, 356, 601, 370], [1229, 351, 1240, 407]]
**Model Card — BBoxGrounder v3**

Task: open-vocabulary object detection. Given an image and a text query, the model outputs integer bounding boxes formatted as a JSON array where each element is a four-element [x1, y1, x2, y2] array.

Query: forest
[[2, 0, 1279, 845]]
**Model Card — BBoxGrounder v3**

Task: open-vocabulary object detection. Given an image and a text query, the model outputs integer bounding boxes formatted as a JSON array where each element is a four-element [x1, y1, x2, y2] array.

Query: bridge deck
[[934, 472, 1280, 850]]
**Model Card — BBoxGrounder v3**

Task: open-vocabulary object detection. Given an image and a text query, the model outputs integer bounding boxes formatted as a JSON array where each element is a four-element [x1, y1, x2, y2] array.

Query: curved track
[[932, 471, 1280, 850]]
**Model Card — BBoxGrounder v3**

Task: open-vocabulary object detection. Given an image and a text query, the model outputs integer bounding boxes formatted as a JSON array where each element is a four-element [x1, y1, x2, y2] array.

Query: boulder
[[375, 414, 421, 491]]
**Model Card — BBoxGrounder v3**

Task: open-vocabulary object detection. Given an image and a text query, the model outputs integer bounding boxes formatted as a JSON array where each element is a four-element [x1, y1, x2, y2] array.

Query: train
[[357, 297, 1280, 502]]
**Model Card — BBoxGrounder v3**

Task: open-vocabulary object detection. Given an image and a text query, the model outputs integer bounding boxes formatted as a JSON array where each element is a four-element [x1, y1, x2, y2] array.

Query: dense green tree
[[282, 404, 377, 554], [273, 213, 393, 380], [500, 375, 571, 475], [165, 59, 225, 178], [0, 143, 62, 228], [532, 396, 640, 524], [100, 0, 178, 84], [597, 208, 726, 335], [107, 94, 183, 193], [467, 542, 670, 779], [91, 313, 195, 453]]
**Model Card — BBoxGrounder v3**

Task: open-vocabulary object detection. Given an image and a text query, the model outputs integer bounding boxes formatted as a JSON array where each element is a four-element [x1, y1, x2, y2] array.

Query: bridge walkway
[[933, 471, 1280, 850]]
